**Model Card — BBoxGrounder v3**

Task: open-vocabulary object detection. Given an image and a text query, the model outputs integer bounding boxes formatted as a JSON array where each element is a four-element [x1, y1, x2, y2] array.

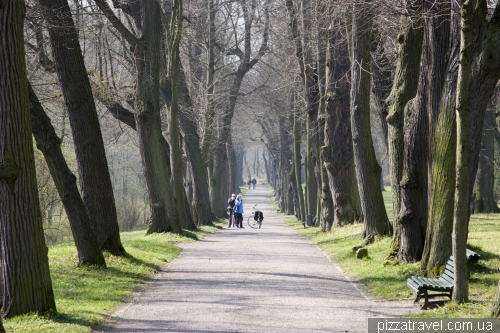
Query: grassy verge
[[283, 188, 500, 318], [3, 221, 225, 333]]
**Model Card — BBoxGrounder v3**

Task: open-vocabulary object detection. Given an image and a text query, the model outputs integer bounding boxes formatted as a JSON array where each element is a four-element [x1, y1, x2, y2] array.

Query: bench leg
[[413, 294, 421, 304], [421, 291, 429, 310]]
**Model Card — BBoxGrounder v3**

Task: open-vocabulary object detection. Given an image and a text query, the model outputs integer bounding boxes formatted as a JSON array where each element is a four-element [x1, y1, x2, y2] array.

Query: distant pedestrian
[[251, 178, 256, 189], [227, 194, 236, 228], [247, 179, 251, 189], [234, 194, 244, 228]]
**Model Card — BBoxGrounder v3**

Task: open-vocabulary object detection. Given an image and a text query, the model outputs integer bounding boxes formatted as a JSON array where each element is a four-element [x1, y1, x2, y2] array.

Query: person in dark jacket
[[227, 194, 236, 228], [251, 178, 256, 189]]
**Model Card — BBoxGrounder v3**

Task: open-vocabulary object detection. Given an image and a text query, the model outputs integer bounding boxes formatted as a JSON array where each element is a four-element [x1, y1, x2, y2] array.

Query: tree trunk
[[385, 3, 423, 258], [39, 0, 125, 255], [301, 0, 318, 218], [453, 0, 474, 303], [211, 138, 229, 217], [0, 0, 56, 317], [159, 47, 213, 227], [227, 137, 238, 196], [421, 1, 459, 276], [492, 277, 500, 317], [136, 0, 181, 234], [322, 18, 361, 228], [350, 0, 390, 242], [472, 99, 500, 213], [293, 95, 306, 222], [453, 0, 500, 303], [166, 0, 195, 230], [29, 84, 106, 267]]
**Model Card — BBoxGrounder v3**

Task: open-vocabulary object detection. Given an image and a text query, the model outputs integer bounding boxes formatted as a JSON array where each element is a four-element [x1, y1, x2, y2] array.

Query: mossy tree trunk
[[421, 1, 459, 276], [453, 0, 500, 303], [40, 0, 125, 255], [350, 0, 390, 242], [385, 2, 423, 258], [424, 1, 500, 285], [322, 18, 361, 228], [0, 0, 56, 317]]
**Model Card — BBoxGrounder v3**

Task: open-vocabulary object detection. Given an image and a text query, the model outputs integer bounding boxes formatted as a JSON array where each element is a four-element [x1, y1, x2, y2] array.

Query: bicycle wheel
[[247, 215, 258, 229]]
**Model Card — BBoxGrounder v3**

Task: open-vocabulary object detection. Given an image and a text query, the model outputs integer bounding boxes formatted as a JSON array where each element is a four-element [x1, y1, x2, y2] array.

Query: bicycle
[[247, 204, 263, 229]]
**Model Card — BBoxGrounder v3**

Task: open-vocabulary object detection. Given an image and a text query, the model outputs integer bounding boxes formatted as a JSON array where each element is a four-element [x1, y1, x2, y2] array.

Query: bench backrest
[[439, 258, 455, 284]]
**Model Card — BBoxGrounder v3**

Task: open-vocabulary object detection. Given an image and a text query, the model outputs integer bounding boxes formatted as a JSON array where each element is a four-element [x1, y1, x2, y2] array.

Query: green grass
[[283, 187, 500, 318], [3, 221, 225, 333]]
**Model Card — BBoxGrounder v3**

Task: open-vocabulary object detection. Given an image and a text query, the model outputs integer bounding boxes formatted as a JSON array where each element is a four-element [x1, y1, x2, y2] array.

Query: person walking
[[251, 178, 256, 189], [234, 194, 244, 228], [227, 194, 236, 228]]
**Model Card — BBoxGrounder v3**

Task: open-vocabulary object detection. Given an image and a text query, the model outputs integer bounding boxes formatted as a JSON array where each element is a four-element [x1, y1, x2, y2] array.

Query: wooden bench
[[407, 249, 480, 309]]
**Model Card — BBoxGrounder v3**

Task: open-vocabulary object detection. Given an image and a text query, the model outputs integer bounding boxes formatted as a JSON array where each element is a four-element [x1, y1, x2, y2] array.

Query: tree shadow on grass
[[36, 310, 101, 328], [179, 229, 199, 240]]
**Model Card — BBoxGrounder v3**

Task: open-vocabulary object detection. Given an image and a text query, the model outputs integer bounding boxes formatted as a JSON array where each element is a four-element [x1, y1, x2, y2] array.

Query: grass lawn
[[3, 221, 224, 333], [283, 187, 500, 318]]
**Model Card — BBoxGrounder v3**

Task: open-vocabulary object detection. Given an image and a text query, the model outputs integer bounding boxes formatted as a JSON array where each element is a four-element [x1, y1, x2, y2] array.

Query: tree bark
[[322, 18, 361, 228], [39, 0, 125, 255], [350, 0, 391, 242], [492, 277, 500, 317], [29, 83, 106, 267], [293, 94, 306, 222], [385, 2, 423, 258], [453, 0, 474, 303], [472, 99, 500, 213], [421, 0, 459, 276], [0, 0, 56, 317], [138, 0, 181, 234], [166, 0, 195, 230]]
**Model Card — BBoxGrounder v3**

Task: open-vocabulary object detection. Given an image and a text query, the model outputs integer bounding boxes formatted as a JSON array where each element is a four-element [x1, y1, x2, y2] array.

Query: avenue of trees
[[1, 0, 500, 322]]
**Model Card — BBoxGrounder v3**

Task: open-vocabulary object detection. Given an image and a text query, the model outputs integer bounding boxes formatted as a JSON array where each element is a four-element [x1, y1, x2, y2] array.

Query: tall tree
[[285, 0, 319, 218], [322, 15, 361, 229], [94, 0, 182, 233], [38, 0, 125, 255], [29, 83, 106, 267], [422, 0, 500, 283], [421, 0, 459, 276], [0, 0, 56, 317], [350, 0, 390, 242], [385, 0, 424, 258], [165, 0, 195, 229], [210, 0, 269, 216]]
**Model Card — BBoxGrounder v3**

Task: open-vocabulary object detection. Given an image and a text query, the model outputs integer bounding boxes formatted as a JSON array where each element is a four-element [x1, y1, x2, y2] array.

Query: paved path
[[101, 185, 416, 333]]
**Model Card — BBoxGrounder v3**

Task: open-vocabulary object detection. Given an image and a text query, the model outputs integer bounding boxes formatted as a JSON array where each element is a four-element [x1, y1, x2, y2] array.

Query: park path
[[101, 185, 416, 333]]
